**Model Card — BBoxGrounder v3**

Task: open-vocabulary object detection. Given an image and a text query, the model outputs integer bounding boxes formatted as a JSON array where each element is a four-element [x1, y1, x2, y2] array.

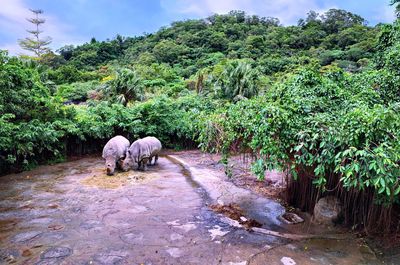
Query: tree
[[320, 9, 366, 34], [107, 68, 144, 106], [18, 9, 52, 57], [298, 10, 321, 27], [57, 45, 74, 61], [391, 0, 400, 18], [0, 50, 55, 120], [208, 32, 228, 52], [213, 60, 260, 100], [152, 40, 188, 64], [47, 65, 83, 84]]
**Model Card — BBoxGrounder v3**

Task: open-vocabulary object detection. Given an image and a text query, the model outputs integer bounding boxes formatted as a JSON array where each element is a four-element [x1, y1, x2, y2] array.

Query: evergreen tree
[[18, 9, 52, 57]]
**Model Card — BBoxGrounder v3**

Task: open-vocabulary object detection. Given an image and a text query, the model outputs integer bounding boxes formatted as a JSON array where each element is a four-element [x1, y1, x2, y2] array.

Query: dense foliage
[[42, 8, 379, 79], [1, 6, 399, 231]]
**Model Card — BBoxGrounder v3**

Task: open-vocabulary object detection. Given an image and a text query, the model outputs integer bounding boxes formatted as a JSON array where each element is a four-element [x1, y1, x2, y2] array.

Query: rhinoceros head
[[105, 157, 116, 175], [121, 150, 135, 171]]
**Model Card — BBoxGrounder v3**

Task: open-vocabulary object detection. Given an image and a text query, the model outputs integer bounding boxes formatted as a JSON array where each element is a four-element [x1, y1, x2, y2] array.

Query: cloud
[[0, 43, 23, 56], [160, 0, 332, 25], [0, 0, 85, 55], [378, 5, 396, 23]]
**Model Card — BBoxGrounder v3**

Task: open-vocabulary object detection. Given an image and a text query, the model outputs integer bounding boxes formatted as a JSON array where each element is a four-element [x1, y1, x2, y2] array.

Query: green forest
[[1, 6, 400, 232]]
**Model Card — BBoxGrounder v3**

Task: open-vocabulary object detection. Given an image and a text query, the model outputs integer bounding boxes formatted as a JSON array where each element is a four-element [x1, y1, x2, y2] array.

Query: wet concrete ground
[[0, 154, 383, 264]]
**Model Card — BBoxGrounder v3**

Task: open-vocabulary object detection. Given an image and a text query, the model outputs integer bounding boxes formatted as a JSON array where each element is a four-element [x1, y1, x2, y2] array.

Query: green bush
[[56, 80, 100, 102]]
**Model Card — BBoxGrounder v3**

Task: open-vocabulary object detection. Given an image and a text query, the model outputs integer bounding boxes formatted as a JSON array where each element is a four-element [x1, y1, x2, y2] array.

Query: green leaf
[[380, 178, 386, 188], [386, 187, 391, 196], [394, 186, 400, 196]]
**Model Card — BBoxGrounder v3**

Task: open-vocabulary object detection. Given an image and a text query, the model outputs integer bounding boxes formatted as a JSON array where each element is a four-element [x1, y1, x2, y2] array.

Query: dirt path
[[0, 153, 382, 265]]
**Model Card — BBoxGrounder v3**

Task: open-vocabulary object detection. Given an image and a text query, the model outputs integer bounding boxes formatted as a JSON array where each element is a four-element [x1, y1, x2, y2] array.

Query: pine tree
[[18, 9, 52, 57]]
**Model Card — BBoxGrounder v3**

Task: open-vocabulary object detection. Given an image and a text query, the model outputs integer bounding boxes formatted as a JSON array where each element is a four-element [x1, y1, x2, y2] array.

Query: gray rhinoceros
[[102, 135, 130, 175], [121, 136, 162, 171]]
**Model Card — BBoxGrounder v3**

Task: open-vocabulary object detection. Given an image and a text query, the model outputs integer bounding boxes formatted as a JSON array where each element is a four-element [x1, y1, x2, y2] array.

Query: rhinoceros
[[102, 135, 130, 175], [121, 136, 162, 171]]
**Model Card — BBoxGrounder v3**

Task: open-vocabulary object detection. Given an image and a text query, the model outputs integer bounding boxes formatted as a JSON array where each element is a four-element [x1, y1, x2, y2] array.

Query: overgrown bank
[[0, 63, 217, 172]]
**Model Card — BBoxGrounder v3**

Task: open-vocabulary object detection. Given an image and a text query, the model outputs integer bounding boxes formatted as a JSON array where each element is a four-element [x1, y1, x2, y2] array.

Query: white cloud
[[160, 0, 333, 25], [0, 43, 23, 56], [378, 5, 396, 24], [0, 0, 85, 55]]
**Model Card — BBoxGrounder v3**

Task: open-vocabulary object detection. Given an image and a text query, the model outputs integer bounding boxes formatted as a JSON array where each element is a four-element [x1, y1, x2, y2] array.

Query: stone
[[166, 248, 183, 258], [40, 247, 72, 259], [40, 232, 67, 242], [119, 232, 144, 245], [170, 233, 184, 241], [279, 212, 304, 224], [29, 217, 54, 225], [0, 248, 19, 263], [174, 223, 197, 232], [12, 231, 42, 243], [93, 254, 124, 264], [35, 259, 61, 265], [80, 220, 103, 230], [313, 196, 342, 225], [47, 224, 64, 231], [88, 250, 129, 265], [280, 256, 296, 265]]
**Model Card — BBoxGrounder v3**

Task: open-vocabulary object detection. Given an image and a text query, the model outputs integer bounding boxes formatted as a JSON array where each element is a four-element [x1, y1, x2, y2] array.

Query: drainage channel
[[165, 155, 213, 205]]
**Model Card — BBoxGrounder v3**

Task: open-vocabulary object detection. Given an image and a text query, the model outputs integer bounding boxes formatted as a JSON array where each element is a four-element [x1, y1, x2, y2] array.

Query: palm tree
[[194, 67, 214, 95], [217, 61, 260, 101], [107, 68, 143, 106]]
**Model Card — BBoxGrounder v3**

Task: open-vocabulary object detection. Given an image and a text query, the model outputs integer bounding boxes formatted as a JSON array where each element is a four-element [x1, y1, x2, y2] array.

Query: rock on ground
[[313, 196, 342, 225]]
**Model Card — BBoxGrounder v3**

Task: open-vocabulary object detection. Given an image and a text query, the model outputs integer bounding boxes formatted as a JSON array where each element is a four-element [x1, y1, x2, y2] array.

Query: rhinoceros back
[[138, 136, 162, 161], [102, 135, 130, 160]]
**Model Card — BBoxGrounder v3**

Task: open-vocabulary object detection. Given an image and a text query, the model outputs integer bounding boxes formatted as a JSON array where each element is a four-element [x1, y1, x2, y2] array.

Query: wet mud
[[0, 153, 387, 264]]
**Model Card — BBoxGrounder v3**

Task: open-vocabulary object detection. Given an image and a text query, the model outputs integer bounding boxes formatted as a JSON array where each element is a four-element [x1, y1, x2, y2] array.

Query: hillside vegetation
[[1, 8, 400, 233]]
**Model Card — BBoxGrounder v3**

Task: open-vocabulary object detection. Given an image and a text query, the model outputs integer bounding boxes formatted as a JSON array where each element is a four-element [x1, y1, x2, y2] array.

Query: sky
[[0, 0, 396, 55]]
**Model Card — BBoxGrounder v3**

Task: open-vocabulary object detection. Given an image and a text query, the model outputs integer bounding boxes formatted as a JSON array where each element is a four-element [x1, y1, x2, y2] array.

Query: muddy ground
[[0, 150, 394, 264]]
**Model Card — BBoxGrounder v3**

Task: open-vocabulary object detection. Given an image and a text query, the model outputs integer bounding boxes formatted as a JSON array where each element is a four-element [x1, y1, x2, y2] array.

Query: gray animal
[[121, 136, 162, 171], [102, 135, 130, 175]]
